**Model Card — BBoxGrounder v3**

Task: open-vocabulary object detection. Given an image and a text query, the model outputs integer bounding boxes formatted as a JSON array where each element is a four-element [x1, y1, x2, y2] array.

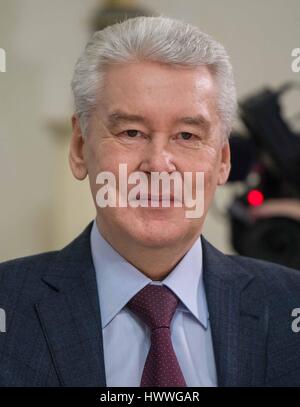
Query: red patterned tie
[[127, 284, 187, 387]]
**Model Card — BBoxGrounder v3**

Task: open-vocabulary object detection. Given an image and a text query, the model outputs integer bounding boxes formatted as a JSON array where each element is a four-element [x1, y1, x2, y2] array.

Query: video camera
[[228, 82, 300, 269]]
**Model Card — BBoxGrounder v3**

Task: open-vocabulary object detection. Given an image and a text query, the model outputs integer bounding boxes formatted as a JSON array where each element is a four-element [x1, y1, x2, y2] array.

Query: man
[[1, 16, 300, 387]]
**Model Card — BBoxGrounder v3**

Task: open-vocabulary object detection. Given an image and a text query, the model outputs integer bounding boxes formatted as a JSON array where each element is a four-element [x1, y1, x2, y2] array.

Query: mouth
[[136, 192, 176, 202]]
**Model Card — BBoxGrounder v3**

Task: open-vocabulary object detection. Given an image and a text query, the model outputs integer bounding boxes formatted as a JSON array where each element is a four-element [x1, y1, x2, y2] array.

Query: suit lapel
[[201, 235, 268, 386], [35, 221, 107, 387]]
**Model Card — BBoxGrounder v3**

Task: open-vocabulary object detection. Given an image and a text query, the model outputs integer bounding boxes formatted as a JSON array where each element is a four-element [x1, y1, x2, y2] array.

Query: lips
[[148, 194, 175, 202], [135, 192, 175, 201]]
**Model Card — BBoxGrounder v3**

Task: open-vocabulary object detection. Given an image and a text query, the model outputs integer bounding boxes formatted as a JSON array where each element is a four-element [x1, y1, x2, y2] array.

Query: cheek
[[86, 138, 134, 178], [181, 144, 220, 174], [202, 149, 221, 186], [184, 147, 220, 201], [87, 144, 143, 202]]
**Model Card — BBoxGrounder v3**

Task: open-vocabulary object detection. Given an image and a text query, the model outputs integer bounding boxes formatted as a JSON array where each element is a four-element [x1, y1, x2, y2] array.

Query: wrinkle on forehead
[[93, 61, 221, 138]]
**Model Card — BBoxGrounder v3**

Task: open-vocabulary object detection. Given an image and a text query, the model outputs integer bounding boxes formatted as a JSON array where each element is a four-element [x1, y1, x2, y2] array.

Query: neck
[[96, 218, 200, 280]]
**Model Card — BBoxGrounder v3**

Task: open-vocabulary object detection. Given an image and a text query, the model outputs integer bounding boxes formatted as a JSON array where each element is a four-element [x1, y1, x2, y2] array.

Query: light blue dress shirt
[[90, 219, 217, 387]]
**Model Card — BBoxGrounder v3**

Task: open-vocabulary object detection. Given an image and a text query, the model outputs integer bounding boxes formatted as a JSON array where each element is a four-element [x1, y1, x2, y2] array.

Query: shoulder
[[0, 251, 59, 290], [202, 234, 300, 294], [0, 251, 63, 330], [0, 251, 59, 270], [0, 250, 59, 272], [0, 221, 93, 300], [229, 253, 300, 283], [0, 221, 94, 285], [228, 253, 300, 298]]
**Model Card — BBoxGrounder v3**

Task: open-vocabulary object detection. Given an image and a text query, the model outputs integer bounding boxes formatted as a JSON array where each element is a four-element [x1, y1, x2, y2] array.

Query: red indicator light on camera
[[247, 189, 264, 206]]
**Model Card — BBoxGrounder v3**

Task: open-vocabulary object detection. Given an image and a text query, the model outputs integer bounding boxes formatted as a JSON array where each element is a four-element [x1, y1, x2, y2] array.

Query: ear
[[69, 114, 88, 180], [217, 138, 231, 185]]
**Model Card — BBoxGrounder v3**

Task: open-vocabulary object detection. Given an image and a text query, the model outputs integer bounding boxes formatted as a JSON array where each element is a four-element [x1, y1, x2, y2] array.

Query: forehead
[[98, 61, 218, 114]]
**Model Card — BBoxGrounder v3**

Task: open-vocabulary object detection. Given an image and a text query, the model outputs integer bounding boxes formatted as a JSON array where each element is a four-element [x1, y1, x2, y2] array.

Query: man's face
[[70, 61, 230, 248]]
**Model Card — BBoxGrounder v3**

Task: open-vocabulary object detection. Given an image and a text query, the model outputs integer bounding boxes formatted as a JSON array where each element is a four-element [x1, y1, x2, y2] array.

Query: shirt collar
[[90, 219, 208, 330]]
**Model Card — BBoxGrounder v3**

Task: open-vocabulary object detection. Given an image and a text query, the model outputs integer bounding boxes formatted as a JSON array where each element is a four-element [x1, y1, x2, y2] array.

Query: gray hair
[[71, 15, 237, 138]]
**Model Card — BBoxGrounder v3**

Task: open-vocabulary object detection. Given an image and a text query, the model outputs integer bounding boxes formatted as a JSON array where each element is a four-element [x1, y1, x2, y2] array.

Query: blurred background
[[1, 0, 300, 267]]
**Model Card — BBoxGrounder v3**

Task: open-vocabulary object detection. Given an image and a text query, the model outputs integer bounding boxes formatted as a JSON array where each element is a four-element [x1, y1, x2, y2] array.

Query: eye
[[178, 132, 196, 140], [175, 132, 204, 149], [116, 129, 147, 145], [122, 129, 142, 138]]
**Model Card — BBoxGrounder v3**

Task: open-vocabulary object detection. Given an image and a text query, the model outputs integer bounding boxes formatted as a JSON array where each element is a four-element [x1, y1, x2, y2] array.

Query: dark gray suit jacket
[[1, 220, 300, 386]]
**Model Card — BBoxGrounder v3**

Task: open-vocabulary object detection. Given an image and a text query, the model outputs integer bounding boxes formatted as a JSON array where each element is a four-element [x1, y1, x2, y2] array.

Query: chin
[[125, 219, 192, 248]]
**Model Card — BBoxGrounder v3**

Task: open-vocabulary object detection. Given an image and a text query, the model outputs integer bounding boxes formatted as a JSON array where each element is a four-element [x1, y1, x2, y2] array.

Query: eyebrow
[[107, 111, 149, 127], [106, 110, 211, 131], [176, 115, 211, 131]]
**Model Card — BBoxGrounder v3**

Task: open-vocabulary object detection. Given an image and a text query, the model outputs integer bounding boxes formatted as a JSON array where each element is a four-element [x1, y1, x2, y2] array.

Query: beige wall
[[1, 0, 299, 261]]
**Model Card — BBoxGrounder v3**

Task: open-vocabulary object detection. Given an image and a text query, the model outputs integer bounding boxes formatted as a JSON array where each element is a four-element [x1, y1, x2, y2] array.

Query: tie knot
[[127, 284, 179, 330]]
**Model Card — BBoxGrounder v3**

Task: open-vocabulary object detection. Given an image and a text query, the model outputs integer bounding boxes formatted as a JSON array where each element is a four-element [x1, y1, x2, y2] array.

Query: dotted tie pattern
[[127, 284, 187, 387]]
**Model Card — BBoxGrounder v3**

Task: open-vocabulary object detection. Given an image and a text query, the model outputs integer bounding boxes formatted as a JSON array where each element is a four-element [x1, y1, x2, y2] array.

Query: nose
[[138, 135, 177, 174]]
